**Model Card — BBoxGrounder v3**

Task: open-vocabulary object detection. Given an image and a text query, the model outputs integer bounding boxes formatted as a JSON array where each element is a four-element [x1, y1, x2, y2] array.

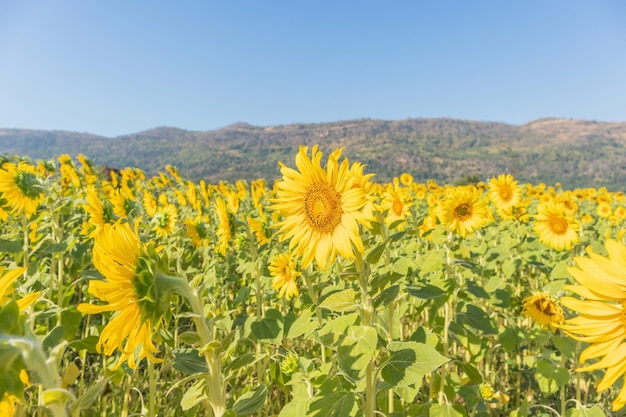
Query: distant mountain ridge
[[1, 117, 626, 190]]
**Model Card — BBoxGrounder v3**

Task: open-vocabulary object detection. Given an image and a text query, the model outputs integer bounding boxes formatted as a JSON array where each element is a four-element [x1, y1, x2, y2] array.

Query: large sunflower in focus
[[533, 201, 580, 250], [271, 146, 373, 269], [437, 186, 489, 238], [559, 239, 626, 411], [0, 162, 44, 217], [78, 221, 166, 369]]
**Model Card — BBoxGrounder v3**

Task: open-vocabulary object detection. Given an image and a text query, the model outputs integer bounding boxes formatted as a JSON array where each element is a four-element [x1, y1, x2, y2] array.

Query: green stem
[[355, 251, 376, 417], [22, 215, 29, 270], [148, 360, 156, 417], [184, 281, 226, 417], [303, 269, 326, 363]]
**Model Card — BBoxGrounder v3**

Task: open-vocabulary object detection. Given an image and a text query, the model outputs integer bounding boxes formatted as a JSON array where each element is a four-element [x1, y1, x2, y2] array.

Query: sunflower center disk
[[549, 217, 568, 234], [454, 203, 472, 221], [304, 182, 343, 233], [392, 199, 404, 216], [499, 188, 512, 201]]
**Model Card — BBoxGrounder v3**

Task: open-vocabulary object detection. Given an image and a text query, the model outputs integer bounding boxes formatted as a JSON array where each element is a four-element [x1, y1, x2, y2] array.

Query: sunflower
[[215, 197, 232, 256], [521, 292, 564, 332], [488, 174, 522, 213], [152, 204, 178, 237], [0, 162, 44, 217], [559, 239, 626, 411], [597, 202, 613, 219], [78, 221, 166, 370], [533, 201, 580, 250], [271, 146, 374, 269], [247, 216, 269, 246], [437, 185, 489, 237], [269, 253, 300, 299], [378, 183, 413, 230], [185, 216, 210, 248], [0, 267, 40, 312], [83, 187, 114, 235]]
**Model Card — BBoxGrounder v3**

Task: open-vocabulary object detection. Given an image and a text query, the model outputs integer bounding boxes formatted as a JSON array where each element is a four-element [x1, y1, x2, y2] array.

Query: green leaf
[[180, 379, 207, 411], [337, 325, 377, 380], [318, 289, 358, 312], [373, 285, 400, 309], [565, 405, 607, 417], [536, 359, 570, 395], [429, 403, 466, 417], [318, 313, 359, 347], [172, 348, 208, 374], [233, 384, 268, 416], [250, 309, 283, 342], [0, 239, 22, 253], [308, 383, 357, 417], [366, 242, 387, 265], [406, 285, 446, 300], [510, 400, 530, 417], [42, 326, 66, 351], [67, 336, 99, 353], [420, 251, 445, 274], [224, 353, 266, 376], [42, 388, 76, 406], [462, 304, 497, 335], [71, 378, 109, 414], [383, 341, 449, 387], [286, 307, 316, 339]]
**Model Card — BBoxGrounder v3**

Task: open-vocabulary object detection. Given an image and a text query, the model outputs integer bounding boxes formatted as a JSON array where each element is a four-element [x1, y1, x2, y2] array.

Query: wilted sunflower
[[521, 292, 564, 332], [269, 253, 300, 299], [0, 162, 44, 217], [271, 146, 373, 269], [78, 221, 169, 369], [533, 201, 580, 250], [559, 239, 626, 411], [437, 186, 489, 237], [488, 174, 522, 213]]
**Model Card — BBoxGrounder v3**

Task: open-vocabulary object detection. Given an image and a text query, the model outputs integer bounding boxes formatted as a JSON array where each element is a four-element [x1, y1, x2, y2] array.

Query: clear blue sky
[[1, 1, 625, 137]]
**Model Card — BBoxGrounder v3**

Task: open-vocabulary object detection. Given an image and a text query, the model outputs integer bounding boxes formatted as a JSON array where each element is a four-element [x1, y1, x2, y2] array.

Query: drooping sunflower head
[[269, 253, 300, 299], [0, 162, 44, 217], [152, 204, 178, 237], [521, 292, 564, 332], [185, 216, 210, 248], [488, 174, 522, 211], [533, 201, 580, 250], [79, 221, 175, 369], [436, 185, 489, 238], [271, 145, 373, 269]]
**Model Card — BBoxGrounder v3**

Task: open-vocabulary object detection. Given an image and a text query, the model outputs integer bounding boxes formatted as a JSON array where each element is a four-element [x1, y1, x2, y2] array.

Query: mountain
[[1, 117, 626, 190]]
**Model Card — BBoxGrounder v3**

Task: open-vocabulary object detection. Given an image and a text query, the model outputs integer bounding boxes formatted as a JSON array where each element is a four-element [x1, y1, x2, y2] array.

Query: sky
[[0, 1, 625, 138]]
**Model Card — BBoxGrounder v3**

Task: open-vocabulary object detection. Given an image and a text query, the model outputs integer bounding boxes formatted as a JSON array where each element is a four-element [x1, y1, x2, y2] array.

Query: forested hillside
[[1, 117, 625, 190]]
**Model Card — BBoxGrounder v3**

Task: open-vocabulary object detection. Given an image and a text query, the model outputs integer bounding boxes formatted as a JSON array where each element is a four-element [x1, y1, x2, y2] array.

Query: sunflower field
[[1, 147, 626, 417]]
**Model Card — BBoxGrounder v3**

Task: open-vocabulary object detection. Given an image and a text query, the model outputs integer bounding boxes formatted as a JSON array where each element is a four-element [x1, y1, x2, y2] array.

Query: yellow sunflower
[[488, 174, 522, 213], [521, 292, 564, 332], [559, 239, 626, 411], [269, 253, 300, 299], [78, 221, 165, 370], [0, 162, 44, 217], [185, 216, 210, 248], [152, 204, 178, 237], [378, 183, 413, 230], [82, 187, 114, 235], [597, 202, 613, 219], [215, 197, 232, 256], [271, 146, 374, 269], [533, 201, 580, 250], [437, 186, 489, 237], [0, 267, 40, 312]]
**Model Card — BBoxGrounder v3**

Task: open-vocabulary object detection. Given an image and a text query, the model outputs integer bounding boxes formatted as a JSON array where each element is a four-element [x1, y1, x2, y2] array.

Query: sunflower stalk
[[177, 277, 227, 417], [355, 251, 377, 417]]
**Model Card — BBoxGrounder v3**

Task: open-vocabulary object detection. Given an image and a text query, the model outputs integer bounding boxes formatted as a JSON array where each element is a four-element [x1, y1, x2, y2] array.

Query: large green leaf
[[337, 325, 377, 380], [233, 384, 268, 416], [318, 289, 358, 313], [383, 341, 449, 388], [565, 405, 606, 417], [536, 359, 570, 395], [172, 348, 208, 375], [429, 403, 466, 417], [251, 309, 283, 342]]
